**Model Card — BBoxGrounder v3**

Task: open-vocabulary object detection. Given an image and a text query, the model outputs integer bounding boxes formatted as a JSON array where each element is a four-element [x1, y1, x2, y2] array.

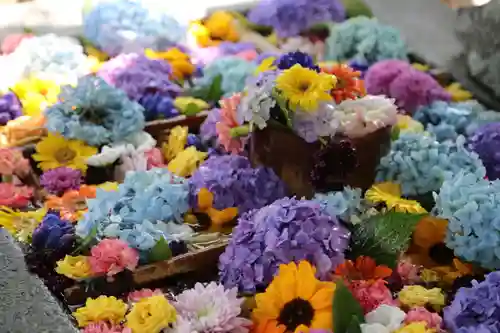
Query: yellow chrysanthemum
[[365, 182, 427, 214], [0, 207, 46, 241], [398, 285, 445, 311], [167, 146, 207, 177], [445, 82, 473, 102], [125, 295, 176, 333], [55, 255, 93, 280], [253, 261, 335, 333], [276, 64, 336, 112], [73, 296, 128, 328], [412, 63, 430, 72], [255, 57, 277, 75], [204, 11, 239, 42], [11, 77, 60, 117], [395, 114, 425, 134], [96, 182, 119, 192], [162, 126, 188, 161], [145, 48, 195, 80], [33, 133, 97, 173], [174, 97, 209, 114], [394, 322, 436, 333]]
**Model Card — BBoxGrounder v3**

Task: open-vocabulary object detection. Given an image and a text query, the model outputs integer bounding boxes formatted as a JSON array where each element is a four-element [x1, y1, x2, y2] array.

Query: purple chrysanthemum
[[248, 0, 346, 38], [0, 92, 22, 125], [189, 155, 286, 214], [365, 60, 451, 113], [467, 122, 500, 180], [218, 197, 350, 293], [40, 167, 82, 195], [444, 271, 500, 332]]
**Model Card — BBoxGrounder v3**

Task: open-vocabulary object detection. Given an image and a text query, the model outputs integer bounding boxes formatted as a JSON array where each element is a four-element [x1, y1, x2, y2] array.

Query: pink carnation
[[1, 33, 33, 54], [145, 148, 166, 169], [349, 279, 394, 314], [397, 260, 421, 284], [89, 239, 139, 276], [405, 307, 442, 329], [216, 94, 247, 154], [0, 183, 33, 208], [0, 148, 30, 177], [127, 288, 163, 303], [82, 321, 132, 333]]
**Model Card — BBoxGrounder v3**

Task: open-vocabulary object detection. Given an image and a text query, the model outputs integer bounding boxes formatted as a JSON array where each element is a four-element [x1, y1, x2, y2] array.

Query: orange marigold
[[321, 63, 365, 103]]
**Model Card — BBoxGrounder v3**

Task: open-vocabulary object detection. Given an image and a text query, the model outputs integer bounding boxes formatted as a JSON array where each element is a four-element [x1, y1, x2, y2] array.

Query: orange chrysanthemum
[[413, 216, 448, 251], [196, 187, 238, 231], [321, 63, 365, 103], [45, 185, 98, 222], [335, 256, 392, 282]]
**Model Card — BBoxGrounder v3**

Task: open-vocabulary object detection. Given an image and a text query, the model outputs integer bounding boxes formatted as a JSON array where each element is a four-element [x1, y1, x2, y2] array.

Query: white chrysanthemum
[[172, 282, 251, 333], [360, 304, 406, 333], [12, 34, 90, 85]]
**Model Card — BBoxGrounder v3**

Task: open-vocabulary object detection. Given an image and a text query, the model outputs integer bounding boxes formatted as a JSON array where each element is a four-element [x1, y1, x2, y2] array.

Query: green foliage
[[333, 280, 365, 333], [148, 237, 172, 263], [188, 75, 224, 105]]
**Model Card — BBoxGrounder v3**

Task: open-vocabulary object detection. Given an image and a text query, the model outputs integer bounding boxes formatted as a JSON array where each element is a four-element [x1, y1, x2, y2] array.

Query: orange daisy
[[321, 63, 365, 103], [335, 256, 392, 281]]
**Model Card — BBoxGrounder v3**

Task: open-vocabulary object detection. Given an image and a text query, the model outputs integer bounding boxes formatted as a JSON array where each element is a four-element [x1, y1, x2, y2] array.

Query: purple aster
[[248, 0, 346, 38], [218, 197, 350, 293], [0, 92, 22, 125], [277, 51, 320, 72], [200, 108, 221, 141], [40, 167, 82, 195], [189, 155, 286, 214], [444, 271, 500, 333], [467, 122, 500, 180]]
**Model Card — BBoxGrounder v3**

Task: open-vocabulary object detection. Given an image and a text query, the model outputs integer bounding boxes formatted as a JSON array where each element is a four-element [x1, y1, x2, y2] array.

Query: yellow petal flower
[[412, 63, 430, 72], [162, 126, 188, 161], [0, 207, 46, 241], [174, 97, 209, 114], [255, 57, 277, 75], [55, 255, 93, 280], [96, 182, 119, 192], [73, 296, 128, 327], [145, 48, 195, 80], [446, 82, 473, 102], [11, 77, 60, 117], [396, 114, 425, 134], [125, 295, 176, 333], [365, 182, 427, 214], [398, 285, 445, 311], [167, 146, 207, 177]]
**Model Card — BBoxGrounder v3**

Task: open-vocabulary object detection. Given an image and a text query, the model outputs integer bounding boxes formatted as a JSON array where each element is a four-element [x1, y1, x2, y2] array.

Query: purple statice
[[138, 92, 179, 121], [248, 0, 346, 38], [189, 155, 286, 214], [365, 60, 451, 114], [200, 108, 221, 141], [292, 102, 339, 143], [218, 197, 350, 292], [276, 51, 320, 72], [31, 213, 74, 251], [0, 92, 22, 125], [467, 122, 500, 180], [40, 167, 82, 195], [444, 271, 500, 332]]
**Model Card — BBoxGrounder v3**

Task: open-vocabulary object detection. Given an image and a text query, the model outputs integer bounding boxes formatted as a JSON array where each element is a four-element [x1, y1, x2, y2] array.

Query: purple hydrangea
[[365, 60, 451, 113], [200, 108, 221, 141], [467, 122, 500, 180], [0, 92, 22, 125], [31, 213, 74, 251], [248, 0, 346, 38], [189, 155, 286, 213], [218, 197, 350, 292], [444, 271, 500, 332], [40, 167, 82, 195]]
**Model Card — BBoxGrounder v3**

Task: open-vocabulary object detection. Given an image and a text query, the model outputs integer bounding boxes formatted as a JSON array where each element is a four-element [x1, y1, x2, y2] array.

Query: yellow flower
[[85, 45, 109, 62], [167, 146, 207, 177], [11, 77, 60, 117], [365, 182, 427, 214], [204, 11, 239, 42], [412, 63, 430, 72], [145, 48, 195, 80], [396, 114, 425, 134], [73, 295, 128, 327], [174, 97, 209, 114], [33, 133, 98, 173], [0, 207, 46, 241], [253, 261, 336, 333], [96, 182, 119, 192], [255, 57, 277, 75], [446, 82, 472, 102], [55, 255, 93, 280], [125, 295, 176, 333], [398, 285, 445, 311], [420, 269, 440, 284], [394, 322, 436, 333], [162, 126, 188, 161], [276, 64, 335, 112]]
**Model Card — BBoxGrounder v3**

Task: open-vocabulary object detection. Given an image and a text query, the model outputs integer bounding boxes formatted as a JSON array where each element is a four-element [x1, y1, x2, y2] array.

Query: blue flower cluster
[[313, 186, 363, 223], [196, 56, 257, 97], [138, 92, 180, 121], [434, 170, 500, 269], [276, 51, 320, 72], [45, 76, 145, 146], [75, 168, 190, 251], [444, 271, 500, 332], [83, 0, 184, 56], [468, 122, 500, 180], [414, 100, 500, 142], [31, 213, 74, 251], [219, 197, 350, 292], [324, 16, 408, 66], [376, 133, 485, 196]]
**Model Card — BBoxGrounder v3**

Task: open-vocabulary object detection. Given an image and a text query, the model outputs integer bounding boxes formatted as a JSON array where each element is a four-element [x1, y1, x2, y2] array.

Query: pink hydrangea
[[405, 307, 442, 329], [145, 148, 165, 169], [127, 288, 163, 303], [1, 33, 33, 54], [89, 239, 139, 276], [349, 279, 395, 314], [0, 183, 33, 208], [216, 94, 247, 154], [82, 321, 131, 333], [0, 148, 31, 177]]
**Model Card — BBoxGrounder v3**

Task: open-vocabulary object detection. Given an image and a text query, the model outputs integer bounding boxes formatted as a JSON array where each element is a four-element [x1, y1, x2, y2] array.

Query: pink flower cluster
[[216, 94, 247, 154], [405, 307, 442, 330], [349, 279, 395, 314], [89, 239, 139, 277], [127, 288, 163, 303], [0, 148, 30, 177], [145, 148, 165, 169], [1, 33, 33, 54], [82, 321, 131, 333], [0, 183, 33, 208]]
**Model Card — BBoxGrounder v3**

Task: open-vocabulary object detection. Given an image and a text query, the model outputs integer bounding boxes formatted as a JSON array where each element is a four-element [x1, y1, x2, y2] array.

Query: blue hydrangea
[[434, 170, 500, 269], [45, 76, 145, 146], [76, 168, 190, 251], [376, 133, 485, 196], [197, 56, 257, 97], [313, 186, 363, 223], [324, 16, 408, 66], [414, 100, 500, 142], [84, 0, 185, 56]]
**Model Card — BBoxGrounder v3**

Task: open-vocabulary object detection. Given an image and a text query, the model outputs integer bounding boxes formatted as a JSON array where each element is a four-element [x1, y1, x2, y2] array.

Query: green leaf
[[391, 126, 401, 141], [207, 74, 224, 104], [346, 315, 363, 333], [349, 211, 424, 268], [333, 280, 365, 333], [183, 103, 202, 116], [72, 225, 98, 255], [341, 0, 373, 18], [148, 237, 172, 263]]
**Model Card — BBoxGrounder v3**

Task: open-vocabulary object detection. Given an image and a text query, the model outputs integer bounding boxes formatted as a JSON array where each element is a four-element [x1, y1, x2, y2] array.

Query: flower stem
[[230, 125, 251, 138]]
